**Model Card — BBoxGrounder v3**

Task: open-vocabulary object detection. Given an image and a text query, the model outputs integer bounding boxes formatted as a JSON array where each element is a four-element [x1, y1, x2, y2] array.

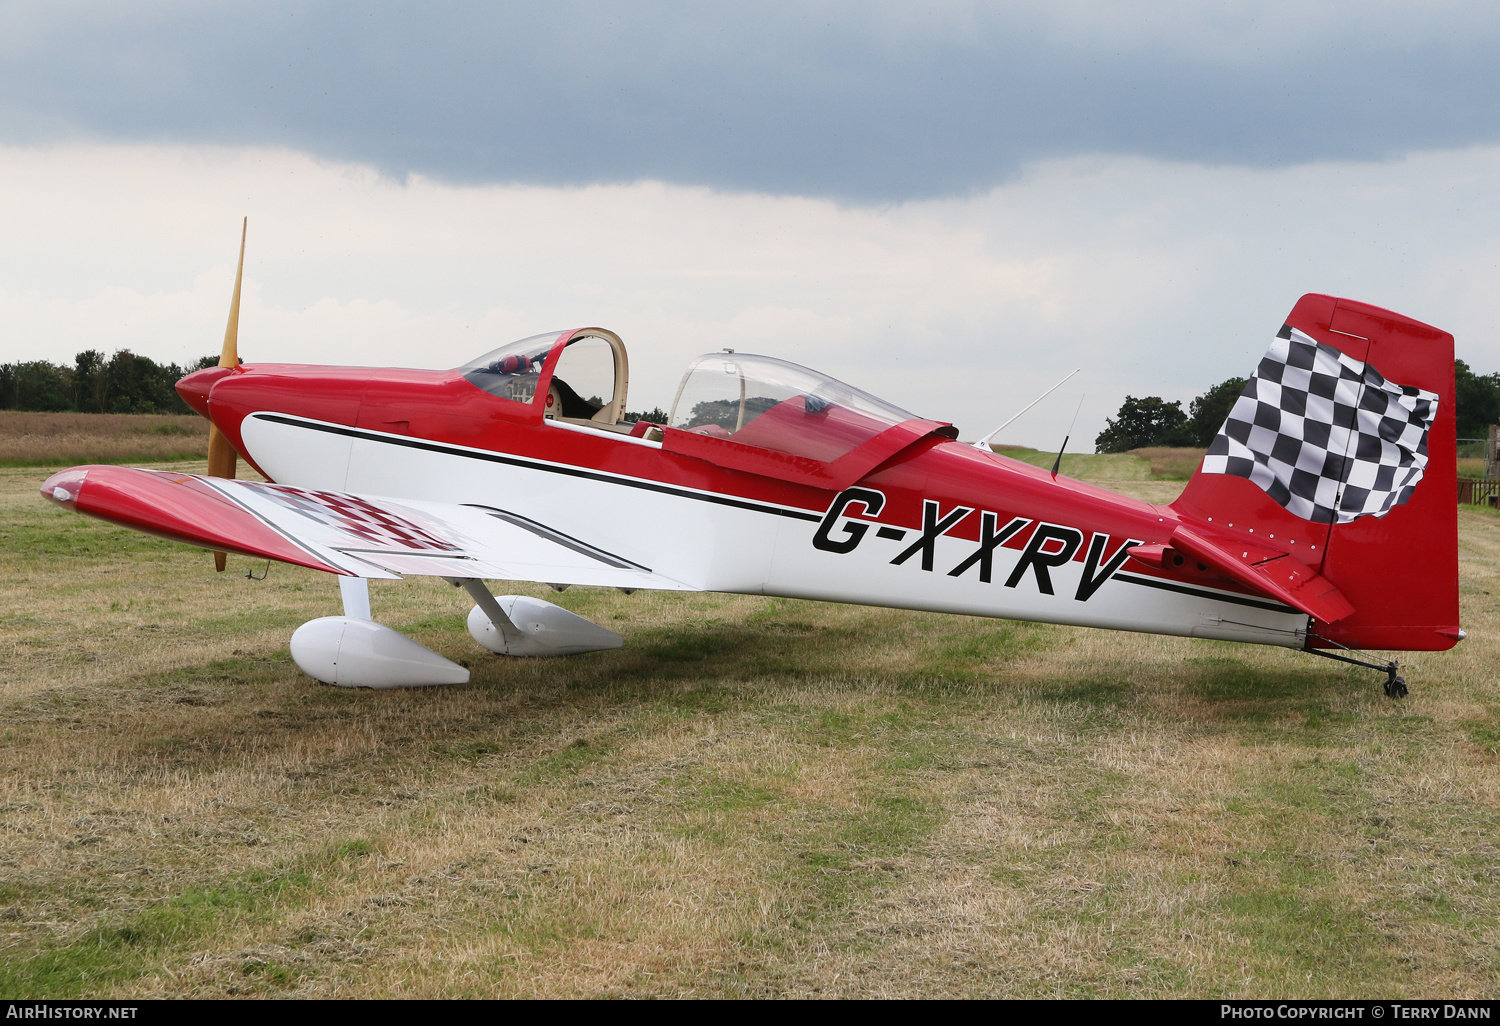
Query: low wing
[[41, 465, 693, 591]]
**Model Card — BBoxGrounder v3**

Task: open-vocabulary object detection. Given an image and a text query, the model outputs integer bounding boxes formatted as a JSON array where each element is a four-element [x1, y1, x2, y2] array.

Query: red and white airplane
[[41, 226, 1462, 694]]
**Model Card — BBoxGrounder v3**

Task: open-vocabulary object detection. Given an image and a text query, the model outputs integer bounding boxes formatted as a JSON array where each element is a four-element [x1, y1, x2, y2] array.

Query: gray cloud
[[3, 2, 1500, 201]]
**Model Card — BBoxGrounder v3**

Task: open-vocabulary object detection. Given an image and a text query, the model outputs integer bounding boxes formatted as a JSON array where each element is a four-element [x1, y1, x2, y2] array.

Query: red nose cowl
[[176, 366, 236, 418]]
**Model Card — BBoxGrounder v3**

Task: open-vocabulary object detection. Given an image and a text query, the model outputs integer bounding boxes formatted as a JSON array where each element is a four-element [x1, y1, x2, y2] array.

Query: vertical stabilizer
[[1173, 294, 1459, 651]]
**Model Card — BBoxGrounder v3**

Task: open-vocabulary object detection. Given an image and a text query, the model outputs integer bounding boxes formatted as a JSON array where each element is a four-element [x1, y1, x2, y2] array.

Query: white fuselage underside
[[241, 413, 1310, 649]]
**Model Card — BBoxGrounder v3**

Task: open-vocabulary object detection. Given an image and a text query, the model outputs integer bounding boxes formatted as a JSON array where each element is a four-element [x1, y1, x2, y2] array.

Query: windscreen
[[458, 331, 565, 404]]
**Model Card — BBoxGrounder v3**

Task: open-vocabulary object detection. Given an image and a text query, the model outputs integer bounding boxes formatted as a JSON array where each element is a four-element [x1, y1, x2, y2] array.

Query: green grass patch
[[0, 513, 195, 559], [515, 735, 614, 785], [0, 868, 321, 998]]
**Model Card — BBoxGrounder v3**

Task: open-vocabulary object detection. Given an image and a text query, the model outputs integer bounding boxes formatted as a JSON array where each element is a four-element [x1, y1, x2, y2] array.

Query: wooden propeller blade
[[207, 426, 237, 480], [220, 217, 246, 371], [208, 217, 247, 573]]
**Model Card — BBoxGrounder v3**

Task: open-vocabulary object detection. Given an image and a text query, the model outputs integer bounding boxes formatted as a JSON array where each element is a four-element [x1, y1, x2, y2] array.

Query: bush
[[1094, 396, 1195, 452], [0, 351, 216, 415], [1456, 360, 1500, 440], [1187, 377, 1247, 446]]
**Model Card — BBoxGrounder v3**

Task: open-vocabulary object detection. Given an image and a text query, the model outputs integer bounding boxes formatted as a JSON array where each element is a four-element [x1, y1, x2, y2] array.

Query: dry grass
[[1131, 447, 1207, 481], [0, 412, 209, 467], [991, 447, 1151, 481], [0, 460, 1497, 998], [993, 445, 1205, 484]]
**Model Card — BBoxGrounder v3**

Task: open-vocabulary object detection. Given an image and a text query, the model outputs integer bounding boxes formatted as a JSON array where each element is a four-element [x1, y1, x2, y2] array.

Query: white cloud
[[0, 141, 1497, 449]]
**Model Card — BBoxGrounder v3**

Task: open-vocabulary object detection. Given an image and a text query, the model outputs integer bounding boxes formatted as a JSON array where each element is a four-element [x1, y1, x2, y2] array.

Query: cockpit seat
[[547, 378, 602, 420]]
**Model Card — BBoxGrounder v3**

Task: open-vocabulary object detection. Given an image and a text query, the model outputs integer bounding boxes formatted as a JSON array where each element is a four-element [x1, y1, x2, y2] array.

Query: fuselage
[[178, 357, 1312, 649]]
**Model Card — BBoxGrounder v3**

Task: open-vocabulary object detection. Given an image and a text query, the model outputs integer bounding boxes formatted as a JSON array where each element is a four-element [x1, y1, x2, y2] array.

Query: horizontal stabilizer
[[1134, 523, 1355, 624]]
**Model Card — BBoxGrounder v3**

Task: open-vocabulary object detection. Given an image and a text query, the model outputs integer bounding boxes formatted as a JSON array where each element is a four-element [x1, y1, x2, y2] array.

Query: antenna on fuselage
[[972, 368, 1081, 452], [1051, 393, 1086, 479]]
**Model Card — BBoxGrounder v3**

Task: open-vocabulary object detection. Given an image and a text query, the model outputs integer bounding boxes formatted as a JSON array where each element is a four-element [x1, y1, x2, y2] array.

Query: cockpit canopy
[[459, 331, 950, 480], [669, 352, 918, 463]]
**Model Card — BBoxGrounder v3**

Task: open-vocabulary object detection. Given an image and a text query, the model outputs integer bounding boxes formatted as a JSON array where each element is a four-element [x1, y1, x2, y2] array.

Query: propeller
[[207, 218, 246, 572]]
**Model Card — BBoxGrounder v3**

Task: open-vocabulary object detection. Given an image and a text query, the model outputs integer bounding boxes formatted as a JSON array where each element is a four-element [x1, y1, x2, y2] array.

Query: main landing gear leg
[[1306, 647, 1407, 698], [447, 577, 624, 657], [446, 577, 529, 651]]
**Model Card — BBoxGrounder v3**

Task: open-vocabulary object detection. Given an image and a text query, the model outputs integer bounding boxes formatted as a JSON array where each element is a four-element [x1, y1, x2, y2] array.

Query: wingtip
[[40, 467, 89, 509]]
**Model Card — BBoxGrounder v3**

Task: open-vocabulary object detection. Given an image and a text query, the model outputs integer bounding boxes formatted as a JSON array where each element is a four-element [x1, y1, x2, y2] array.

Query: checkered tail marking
[[1201, 326, 1438, 524]]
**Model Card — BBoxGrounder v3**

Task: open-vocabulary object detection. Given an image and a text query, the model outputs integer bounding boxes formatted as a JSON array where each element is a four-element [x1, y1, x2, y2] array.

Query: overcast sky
[[2, 2, 1499, 447]]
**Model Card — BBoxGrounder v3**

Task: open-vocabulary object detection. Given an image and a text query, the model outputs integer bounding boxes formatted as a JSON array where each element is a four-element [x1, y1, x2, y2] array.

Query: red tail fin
[[1173, 294, 1459, 651]]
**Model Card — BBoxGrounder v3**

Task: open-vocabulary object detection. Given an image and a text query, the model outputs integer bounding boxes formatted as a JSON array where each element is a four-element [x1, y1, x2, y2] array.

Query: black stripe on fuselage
[[251, 414, 825, 522], [1113, 571, 1300, 615]]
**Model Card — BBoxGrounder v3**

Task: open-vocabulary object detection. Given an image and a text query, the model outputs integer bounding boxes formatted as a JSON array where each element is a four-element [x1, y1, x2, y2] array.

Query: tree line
[[0, 351, 218, 415], [1095, 360, 1500, 452]]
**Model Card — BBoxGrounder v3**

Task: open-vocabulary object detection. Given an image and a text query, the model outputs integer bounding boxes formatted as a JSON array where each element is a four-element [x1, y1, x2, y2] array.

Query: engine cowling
[[467, 596, 624, 657]]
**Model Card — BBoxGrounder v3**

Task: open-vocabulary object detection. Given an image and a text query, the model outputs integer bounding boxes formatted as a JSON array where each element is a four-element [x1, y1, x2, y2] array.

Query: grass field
[[997, 445, 1210, 483], [0, 412, 209, 468], [1, 448, 1498, 998]]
